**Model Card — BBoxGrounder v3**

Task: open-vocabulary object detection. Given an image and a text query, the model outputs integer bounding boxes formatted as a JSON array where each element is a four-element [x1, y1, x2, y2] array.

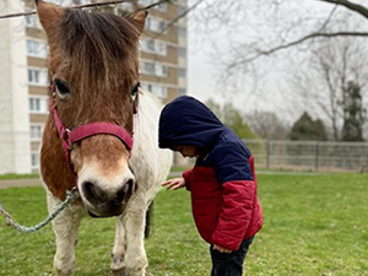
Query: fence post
[[266, 139, 270, 170], [314, 141, 320, 172]]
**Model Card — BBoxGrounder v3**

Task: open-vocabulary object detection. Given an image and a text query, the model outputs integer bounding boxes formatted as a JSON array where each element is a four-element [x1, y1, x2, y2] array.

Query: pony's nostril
[[116, 189, 125, 203], [125, 179, 134, 193], [84, 181, 95, 197], [116, 178, 135, 203], [83, 181, 105, 203]]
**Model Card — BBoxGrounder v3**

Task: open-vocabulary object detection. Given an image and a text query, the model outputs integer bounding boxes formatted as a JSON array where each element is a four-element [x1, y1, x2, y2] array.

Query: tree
[[205, 99, 259, 140], [222, 102, 259, 139], [245, 111, 289, 140], [205, 98, 223, 119], [341, 81, 366, 141], [289, 112, 328, 141], [290, 32, 368, 141]]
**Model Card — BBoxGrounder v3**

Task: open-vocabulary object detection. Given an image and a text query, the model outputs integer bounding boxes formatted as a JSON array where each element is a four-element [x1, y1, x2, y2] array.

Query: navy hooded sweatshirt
[[159, 96, 263, 251]]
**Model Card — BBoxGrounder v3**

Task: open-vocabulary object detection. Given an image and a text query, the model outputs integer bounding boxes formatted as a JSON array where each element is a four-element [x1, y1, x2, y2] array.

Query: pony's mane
[[59, 9, 141, 86]]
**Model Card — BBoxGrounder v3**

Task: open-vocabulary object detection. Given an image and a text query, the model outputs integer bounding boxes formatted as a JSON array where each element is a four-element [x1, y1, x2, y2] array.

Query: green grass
[[169, 166, 189, 172], [1, 174, 368, 275], [0, 173, 39, 180]]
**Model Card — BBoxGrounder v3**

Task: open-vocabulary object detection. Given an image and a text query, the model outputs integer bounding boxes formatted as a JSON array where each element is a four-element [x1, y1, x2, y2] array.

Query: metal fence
[[1, 130, 368, 174], [244, 139, 368, 172]]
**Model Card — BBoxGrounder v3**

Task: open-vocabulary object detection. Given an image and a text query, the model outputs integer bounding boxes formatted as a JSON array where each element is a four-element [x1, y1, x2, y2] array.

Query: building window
[[159, 21, 166, 32], [25, 15, 41, 29], [178, 88, 186, 96], [29, 98, 41, 112], [146, 17, 151, 29], [178, 47, 186, 58], [47, 0, 88, 6], [140, 0, 152, 5], [31, 152, 40, 169], [28, 70, 39, 84], [141, 61, 168, 77], [178, 27, 186, 38], [141, 83, 168, 99], [159, 65, 168, 77], [146, 17, 167, 33], [143, 62, 156, 75], [140, 0, 166, 11], [178, 5, 186, 16], [28, 68, 48, 86], [48, 0, 62, 4], [155, 86, 168, 99], [25, 15, 33, 27], [179, 68, 186, 78], [30, 125, 43, 141], [29, 97, 48, 114], [146, 40, 156, 51], [156, 3, 167, 12], [27, 40, 48, 59], [141, 38, 167, 56], [118, 2, 133, 11], [71, 0, 89, 4], [158, 43, 166, 54]]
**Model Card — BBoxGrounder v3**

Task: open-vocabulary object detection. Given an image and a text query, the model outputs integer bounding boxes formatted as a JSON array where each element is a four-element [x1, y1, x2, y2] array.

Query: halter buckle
[[61, 128, 71, 147]]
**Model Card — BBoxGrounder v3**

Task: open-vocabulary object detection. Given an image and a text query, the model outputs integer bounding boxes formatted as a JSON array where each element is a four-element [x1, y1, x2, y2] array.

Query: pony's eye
[[55, 80, 70, 99], [131, 82, 140, 96]]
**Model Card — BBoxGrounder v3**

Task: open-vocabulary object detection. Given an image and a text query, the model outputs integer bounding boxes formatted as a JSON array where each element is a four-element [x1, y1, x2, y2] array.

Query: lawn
[[0, 173, 39, 180], [0, 173, 368, 276]]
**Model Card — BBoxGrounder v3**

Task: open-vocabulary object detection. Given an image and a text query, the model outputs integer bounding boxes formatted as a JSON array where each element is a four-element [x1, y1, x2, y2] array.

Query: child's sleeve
[[211, 144, 256, 251], [182, 169, 193, 191]]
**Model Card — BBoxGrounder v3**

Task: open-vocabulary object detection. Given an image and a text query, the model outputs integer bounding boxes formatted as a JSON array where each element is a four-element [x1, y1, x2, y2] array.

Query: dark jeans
[[210, 237, 254, 276]]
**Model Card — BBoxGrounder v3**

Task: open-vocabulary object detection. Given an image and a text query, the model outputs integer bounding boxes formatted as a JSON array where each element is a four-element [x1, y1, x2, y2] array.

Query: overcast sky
[[185, 0, 298, 119]]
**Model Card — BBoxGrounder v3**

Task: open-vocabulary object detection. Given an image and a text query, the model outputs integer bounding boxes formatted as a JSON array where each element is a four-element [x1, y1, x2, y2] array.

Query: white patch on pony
[[43, 181, 85, 276], [110, 90, 173, 275]]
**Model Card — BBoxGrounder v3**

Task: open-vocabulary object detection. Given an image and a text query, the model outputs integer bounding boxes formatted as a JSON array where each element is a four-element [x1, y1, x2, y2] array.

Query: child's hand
[[162, 178, 186, 190], [213, 244, 232, 254]]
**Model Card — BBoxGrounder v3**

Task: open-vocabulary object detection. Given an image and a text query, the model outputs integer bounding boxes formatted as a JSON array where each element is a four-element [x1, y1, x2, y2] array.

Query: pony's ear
[[130, 11, 148, 33], [35, 0, 64, 37]]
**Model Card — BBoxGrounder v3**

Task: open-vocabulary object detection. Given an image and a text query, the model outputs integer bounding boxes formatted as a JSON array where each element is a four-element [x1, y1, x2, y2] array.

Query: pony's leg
[[123, 195, 148, 276], [47, 191, 83, 276], [111, 216, 127, 276]]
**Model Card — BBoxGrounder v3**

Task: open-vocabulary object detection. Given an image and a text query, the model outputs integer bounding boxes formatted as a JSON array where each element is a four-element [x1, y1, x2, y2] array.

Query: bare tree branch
[[0, 0, 173, 20], [228, 31, 368, 69], [316, 0, 368, 19], [0, 0, 128, 19], [318, 5, 338, 31]]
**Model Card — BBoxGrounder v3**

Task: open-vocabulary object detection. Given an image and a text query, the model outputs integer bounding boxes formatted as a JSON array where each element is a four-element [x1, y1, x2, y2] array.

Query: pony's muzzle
[[82, 178, 135, 217]]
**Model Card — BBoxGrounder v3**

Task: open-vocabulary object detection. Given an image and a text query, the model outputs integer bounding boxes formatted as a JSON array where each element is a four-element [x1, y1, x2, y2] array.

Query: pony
[[35, 1, 172, 275]]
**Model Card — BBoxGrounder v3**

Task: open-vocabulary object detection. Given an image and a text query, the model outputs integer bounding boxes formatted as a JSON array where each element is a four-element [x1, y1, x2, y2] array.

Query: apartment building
[[0, 0, 188, 174]]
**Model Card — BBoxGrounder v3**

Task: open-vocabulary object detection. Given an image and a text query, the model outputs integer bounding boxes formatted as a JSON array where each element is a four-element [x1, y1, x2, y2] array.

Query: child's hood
[[159, 96, 225, 151]]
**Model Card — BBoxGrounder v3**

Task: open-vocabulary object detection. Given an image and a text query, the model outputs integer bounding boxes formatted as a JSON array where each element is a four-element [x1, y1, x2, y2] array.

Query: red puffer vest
[[183, 155, 263, 251]]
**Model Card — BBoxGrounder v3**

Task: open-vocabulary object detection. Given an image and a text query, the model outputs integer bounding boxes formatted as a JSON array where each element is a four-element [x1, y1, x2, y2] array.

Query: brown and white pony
[[35, 1, 172, 275]]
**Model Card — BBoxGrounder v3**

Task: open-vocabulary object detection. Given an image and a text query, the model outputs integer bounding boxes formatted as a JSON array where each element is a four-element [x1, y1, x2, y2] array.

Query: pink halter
[[50, 85, 135, 175]]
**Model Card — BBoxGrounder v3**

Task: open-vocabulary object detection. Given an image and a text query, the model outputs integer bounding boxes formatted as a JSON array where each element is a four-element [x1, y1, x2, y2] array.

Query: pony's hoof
[[112, 267, 129, 276]]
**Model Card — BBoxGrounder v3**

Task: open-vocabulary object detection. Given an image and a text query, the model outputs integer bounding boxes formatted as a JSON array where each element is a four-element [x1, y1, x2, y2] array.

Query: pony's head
[[37, 0, 147, 217]]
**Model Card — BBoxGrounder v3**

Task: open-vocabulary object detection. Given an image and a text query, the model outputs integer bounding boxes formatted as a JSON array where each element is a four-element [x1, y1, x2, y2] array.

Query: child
[[159, 96, 263, 276]]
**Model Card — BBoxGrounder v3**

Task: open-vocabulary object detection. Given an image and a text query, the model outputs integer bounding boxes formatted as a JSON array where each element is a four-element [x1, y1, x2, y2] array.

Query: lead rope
[[0, 188, 79, 233]]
